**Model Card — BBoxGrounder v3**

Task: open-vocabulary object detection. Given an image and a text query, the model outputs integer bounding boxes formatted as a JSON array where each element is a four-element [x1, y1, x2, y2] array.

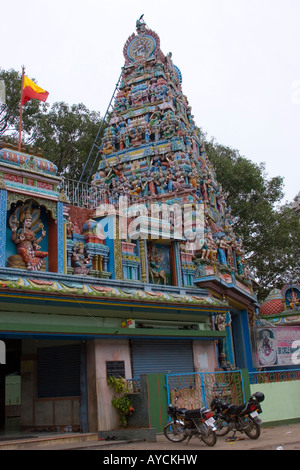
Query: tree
[[205, 138, 300, 300], [253, 203, 300, 295], [31, 101, 103, 180]]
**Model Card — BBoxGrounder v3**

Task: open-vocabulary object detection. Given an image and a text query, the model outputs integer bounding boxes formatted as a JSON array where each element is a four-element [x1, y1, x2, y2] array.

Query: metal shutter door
[[38, 344, 81, 398], [131, 339, 194, 377]]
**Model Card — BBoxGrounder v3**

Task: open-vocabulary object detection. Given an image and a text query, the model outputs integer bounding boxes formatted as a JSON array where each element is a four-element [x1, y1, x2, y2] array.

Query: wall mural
[[257, 326, 300, 367]]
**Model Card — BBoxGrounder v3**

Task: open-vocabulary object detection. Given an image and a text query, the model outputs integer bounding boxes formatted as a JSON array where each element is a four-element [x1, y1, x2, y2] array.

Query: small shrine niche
[[66, 210, 111, 278], [284, 286, 300, 311], [6, 199, 55, 272], [121, 240, 140, 281], [147, 241, 173, 286]]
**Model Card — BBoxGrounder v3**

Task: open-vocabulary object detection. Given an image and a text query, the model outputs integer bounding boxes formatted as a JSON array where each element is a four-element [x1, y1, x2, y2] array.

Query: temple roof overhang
[[194, 274, 259, 311], [0, 146, 65, 209], [0, 268, 228, 340], [0, 267, 228, 317], [0, 310, 227, 341], [258, 310, 300, 326], [0, 145, 58, 176]]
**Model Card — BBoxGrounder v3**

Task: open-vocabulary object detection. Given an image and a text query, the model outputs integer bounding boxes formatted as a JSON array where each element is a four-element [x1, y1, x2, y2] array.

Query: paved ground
[[84, 423, 300, 451], [4, 422, 299, 451]]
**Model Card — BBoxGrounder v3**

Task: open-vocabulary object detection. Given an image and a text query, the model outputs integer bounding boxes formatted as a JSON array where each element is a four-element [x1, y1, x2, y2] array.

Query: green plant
[[107, 376, 135, 427]]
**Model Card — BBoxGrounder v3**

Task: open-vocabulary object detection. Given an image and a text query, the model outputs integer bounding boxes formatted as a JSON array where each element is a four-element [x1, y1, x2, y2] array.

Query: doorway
[[0, 338, 89, 435], [0, 339, 21, 434]]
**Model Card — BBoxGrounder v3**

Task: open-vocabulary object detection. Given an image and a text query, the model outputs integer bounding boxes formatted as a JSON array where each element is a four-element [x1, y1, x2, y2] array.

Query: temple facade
[[0, 18, 259, 432]]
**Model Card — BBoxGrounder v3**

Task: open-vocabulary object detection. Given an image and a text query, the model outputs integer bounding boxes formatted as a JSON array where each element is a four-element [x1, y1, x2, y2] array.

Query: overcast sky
[[1, 0, 299, 203]]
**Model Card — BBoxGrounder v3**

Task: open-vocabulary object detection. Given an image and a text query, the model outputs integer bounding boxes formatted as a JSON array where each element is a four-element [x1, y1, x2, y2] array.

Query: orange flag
[[21, 75, 49, 105]]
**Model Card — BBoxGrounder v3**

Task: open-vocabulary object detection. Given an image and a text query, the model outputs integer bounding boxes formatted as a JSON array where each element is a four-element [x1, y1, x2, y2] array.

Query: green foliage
[[205, 138, 300, 300], [111, 396, 132, 427], [252, 204, 300, 298], [107, 376, 135, 427], [107, 375, 129, 393], [31, 101, 103, 179]]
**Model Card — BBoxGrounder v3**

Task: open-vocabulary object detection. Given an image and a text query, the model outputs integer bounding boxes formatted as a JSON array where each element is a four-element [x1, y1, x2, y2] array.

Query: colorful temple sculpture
[[0, 18, 261, 433]]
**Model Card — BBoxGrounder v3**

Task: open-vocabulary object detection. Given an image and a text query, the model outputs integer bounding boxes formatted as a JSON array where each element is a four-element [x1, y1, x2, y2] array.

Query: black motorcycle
[[210, 391, 265, 439], [164, 392, 217, 447]]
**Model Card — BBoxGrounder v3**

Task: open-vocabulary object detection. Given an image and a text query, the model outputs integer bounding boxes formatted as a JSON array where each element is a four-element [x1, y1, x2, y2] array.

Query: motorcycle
[[210, 391, 265, 440], [164, 391, 217, 447]]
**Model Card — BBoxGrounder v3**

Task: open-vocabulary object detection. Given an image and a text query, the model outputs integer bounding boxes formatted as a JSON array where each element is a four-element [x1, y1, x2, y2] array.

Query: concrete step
[[0, 432, 99, 450]]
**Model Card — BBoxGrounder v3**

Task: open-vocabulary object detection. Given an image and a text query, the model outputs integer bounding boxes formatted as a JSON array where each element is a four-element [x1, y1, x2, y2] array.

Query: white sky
[[1, 0, 299, 203]]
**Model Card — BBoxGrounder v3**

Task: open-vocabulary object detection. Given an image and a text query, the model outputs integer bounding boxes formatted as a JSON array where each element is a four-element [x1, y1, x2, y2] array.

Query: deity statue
[[66, 214, 75, 239], [286, 288, 300, 310], [217, 235, 228, 266], [72, 242, 93, 275], [148, 245, 167, 285], [149, 107, 162, 128], [215, 313, 231, 332], [215, 313, 232, 369], [201, 231, 217, 261], [9, 202, 48, 271]]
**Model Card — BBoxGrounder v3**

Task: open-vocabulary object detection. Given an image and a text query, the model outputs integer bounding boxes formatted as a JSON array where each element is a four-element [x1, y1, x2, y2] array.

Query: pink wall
[[87, 339, 132, 431], [193, 341, 218, 372]]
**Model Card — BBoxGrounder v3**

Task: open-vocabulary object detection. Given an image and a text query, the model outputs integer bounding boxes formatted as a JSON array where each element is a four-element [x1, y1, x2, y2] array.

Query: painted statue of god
[[9, 202, 48, 271]]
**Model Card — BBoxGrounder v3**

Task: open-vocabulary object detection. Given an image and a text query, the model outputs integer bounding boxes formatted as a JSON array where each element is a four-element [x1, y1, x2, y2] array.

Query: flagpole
[[18, 66, 25, 152]]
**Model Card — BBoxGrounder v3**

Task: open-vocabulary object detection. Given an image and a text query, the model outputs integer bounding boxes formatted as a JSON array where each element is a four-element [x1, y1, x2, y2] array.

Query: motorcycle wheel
[[163, 421, 187, 442], [244, 418, 261, 439], [199, 425, 217, 447], [214, 418, 230, 436]]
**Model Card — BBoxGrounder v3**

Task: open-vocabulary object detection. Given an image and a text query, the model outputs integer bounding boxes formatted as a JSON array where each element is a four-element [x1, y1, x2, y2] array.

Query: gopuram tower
[[88, 16, 257, 322]]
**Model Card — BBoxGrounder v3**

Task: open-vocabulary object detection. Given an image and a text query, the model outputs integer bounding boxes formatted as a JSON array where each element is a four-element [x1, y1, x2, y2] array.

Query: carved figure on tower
[[72, 242, 93, 275]]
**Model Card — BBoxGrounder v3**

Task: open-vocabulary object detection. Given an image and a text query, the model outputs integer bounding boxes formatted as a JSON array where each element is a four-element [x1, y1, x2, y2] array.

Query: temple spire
[[136, 14, 146, 34], [88, 20, 253, 284]]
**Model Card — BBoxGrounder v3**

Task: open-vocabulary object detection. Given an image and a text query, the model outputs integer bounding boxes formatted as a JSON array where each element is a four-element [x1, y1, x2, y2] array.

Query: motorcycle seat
[[228, 404, 247, 415], [177, 408, 188, 417], [182, 408, 203, 419]]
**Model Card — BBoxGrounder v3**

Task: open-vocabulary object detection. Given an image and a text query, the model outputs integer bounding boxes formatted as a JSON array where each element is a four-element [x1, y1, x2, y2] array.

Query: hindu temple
[[0, 17, 260, 433]]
